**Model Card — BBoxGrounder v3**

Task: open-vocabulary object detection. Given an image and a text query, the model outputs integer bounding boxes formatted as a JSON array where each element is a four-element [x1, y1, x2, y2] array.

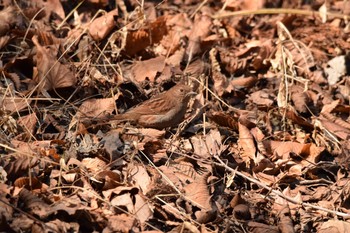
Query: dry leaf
[[32, 36, 77, 93], [89, 9, 118, 41]]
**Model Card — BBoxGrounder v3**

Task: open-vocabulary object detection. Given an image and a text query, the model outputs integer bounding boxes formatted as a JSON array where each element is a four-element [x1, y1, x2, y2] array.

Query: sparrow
[[110, 83, 196, 129]]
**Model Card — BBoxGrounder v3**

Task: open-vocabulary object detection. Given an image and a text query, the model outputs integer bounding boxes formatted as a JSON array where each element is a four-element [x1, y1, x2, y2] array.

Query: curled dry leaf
[[233, 204, 251, 220], [247, 221, 280, 233], [124, 16, 168, 56], [43, 0, 65, 21], [0, 35, 10, 49], [238, 121, 256, 166], [89, 9, 118, 41], [209, 48, 233, 96], [184, 172, 216, 223], [109, 187, 153, 225], [81, 157, 107, 173], [285, 107, 314, 130], [230, 76, 258, 89], [32, 36, 77, 93]]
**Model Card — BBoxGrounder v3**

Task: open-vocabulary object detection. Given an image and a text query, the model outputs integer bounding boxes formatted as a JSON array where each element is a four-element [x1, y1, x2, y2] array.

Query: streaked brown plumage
[[110, 83, 196, 129]]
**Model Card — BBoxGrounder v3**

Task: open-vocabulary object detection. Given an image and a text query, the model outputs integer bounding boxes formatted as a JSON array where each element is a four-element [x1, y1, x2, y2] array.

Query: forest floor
[[1, 0, 350, 232]]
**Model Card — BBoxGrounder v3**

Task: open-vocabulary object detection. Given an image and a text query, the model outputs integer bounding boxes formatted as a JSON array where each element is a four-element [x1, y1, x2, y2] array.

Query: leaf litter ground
[[1, 0, 350, 232]]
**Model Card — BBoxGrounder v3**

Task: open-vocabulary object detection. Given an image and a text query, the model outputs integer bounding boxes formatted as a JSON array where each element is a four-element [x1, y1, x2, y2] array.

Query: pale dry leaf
[[265, 141, 310, 160], [130, 164, 151, 194], [249, 90, 274, 108], [17, 112, 37, 133], [318, 117, 350, 140], [325, 55, 348, 85], [89, 9, 118, 41], [76, 97, 116, 120], [81, 157, 107, 173], [319, 3, 328, 23], [131, 56, 166, 83], [104, 214, 136, 233], [190, 129, 223, 159], [321, 99, 340, 114], [1, 96, 31, 113], [319, 220, 350, 233], [321, 111, 350, 130], [238, 122, 256, 165]]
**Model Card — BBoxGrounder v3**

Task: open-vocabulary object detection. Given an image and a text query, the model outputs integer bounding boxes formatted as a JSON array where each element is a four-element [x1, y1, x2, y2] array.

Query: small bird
[[110, 83, 196, 129]]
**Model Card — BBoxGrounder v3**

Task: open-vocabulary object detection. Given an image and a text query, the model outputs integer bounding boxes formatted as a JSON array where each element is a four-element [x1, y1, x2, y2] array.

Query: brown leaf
[[1, 96, 31, 113], [104, 214, 136, 233], [238, 121, 256, 165], [186, 13, 212, 60], [249, 90, 274, 108], [285, 107, 314, 130], [76, 97, 116, 120], [130, 56, 166, 83], [17, 112, 37, 137], [125, 16, 168, 56], [32, 35, 77, 93], [207, 111, 238, 130], [14, 176, 42, 189], [318, 220, 350, 233], [89, 9, 118, 41], [19, 188, 50, 218], [0, 6, 19, 36], [230, 76, 258, 89], [184, 172, 216, 223], [290, 85, 310, 113]]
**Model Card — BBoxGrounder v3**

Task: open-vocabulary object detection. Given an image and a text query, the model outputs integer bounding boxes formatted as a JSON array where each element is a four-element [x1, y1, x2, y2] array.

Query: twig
[[213, 8, 350, 20]]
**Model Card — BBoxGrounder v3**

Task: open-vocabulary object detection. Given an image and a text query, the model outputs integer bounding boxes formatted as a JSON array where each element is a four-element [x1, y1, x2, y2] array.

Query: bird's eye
[[179, 88, 184, 92]]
